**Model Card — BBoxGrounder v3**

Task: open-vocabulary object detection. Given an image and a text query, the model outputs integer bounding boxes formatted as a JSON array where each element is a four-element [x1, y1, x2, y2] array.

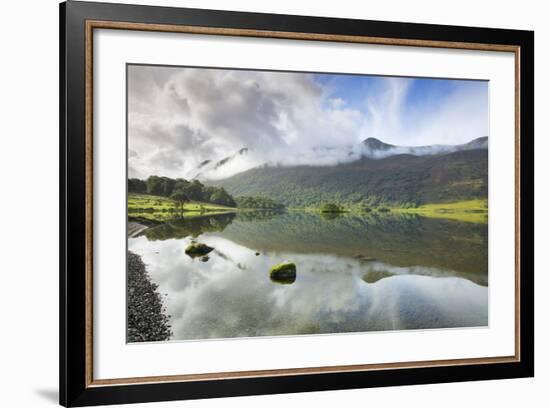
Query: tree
[[160, 177, 176, 196], [209, 188, 237, 207], [235, 195, 284, 209], [146, 176, 164, 195], [201, 186, 218, 203], [170, 191, 189, 217], [146, 176, 175, 196], [128, 178, 147, 194], [174, 178, 191, 194], [131, 175, 238, 207], [180, 180, 204, 201]]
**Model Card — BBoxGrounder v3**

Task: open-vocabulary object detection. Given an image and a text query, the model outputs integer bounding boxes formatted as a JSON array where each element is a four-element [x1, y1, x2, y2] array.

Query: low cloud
[[128, 65, 488, 180]]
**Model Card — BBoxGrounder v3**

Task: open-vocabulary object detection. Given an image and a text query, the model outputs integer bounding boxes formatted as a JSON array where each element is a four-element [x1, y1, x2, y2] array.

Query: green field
[[128, 193, 238, 222], [128, 193, 488, 224], [395, 199, 488, 223]]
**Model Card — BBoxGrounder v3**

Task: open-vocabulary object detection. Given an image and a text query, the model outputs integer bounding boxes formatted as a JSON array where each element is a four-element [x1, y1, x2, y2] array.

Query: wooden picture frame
[[60, 1, 534, 406]]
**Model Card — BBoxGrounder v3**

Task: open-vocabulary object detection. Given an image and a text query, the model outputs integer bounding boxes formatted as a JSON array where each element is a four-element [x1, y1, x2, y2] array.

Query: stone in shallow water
[[353, 254, 377, 262], [269, 262, 296, 284], [185, 242, 214, 258], [362, 270, 395, 284]]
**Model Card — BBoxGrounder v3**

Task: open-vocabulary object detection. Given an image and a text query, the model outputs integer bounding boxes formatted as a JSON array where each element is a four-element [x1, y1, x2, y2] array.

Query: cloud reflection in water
[[129, 233, 487, 341]]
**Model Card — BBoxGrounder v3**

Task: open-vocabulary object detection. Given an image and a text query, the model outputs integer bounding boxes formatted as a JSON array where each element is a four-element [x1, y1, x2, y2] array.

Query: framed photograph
[[60, 1, 534, 406]]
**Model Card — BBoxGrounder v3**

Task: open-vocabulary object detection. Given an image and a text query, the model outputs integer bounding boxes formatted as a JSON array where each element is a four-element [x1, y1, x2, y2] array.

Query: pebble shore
[[127, 251, 172, 342]]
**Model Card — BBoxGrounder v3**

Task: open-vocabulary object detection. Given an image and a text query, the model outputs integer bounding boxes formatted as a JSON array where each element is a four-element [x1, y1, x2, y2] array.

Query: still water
[[128, 212, 488, 341]]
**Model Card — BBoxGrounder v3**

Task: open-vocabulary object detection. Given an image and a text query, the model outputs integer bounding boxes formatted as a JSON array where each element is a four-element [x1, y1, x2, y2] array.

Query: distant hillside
[[190, 137, 488, 182], [362, 136, 488, 158], [212, 143, 488, 207]]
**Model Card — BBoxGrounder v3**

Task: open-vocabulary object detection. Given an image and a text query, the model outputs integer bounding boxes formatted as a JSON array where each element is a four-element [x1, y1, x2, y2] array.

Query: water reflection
[[128, 211, 488, 341]]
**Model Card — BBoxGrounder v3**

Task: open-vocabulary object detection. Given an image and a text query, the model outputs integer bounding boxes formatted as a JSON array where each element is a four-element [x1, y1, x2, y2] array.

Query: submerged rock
[[362, 270, 395, 284], [185, 242, 214, 258], [269, 262, 296, 284], [353, 254, 377, 262]]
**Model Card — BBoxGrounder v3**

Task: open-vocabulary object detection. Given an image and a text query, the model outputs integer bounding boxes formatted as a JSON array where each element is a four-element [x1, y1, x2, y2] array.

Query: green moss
[[362, 270, 395, 283], [269, 262, 296, 284], [185, 242, 214, 257]]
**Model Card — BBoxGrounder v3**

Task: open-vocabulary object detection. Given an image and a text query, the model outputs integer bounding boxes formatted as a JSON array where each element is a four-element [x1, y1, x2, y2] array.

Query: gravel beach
[[127, 251, 172, 342]]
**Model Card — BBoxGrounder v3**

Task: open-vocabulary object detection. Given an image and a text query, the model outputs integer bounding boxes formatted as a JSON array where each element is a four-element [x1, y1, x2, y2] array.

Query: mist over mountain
[[128, 65, 488, 180], [192, 137, 488, 183], [210, 137, 488, 207], [191, 147, 251, 180], [361, 136, 488, 158]]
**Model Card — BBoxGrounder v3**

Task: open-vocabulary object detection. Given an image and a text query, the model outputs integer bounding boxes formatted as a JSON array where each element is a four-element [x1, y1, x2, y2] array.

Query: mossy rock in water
[[353, 254, 377, 263], [320, 202, 344, 213], [362, 270, 395, 283], [185, 242, 214, 258], [269, 262, 296, 284]]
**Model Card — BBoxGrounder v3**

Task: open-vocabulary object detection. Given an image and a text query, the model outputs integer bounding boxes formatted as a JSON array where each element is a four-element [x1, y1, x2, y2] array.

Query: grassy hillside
[[213, 149, 488, 207], [128, 193, 237, 222], [396, 199, 488, 223]]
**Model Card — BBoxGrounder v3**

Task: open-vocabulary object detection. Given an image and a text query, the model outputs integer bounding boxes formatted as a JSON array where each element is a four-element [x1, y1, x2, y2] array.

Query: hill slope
[[212, 148, 488, 207], [362, 136, 488, 157]]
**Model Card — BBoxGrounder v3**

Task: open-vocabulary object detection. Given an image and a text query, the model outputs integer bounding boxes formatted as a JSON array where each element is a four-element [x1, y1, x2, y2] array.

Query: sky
[[127, 64, 488, 180]]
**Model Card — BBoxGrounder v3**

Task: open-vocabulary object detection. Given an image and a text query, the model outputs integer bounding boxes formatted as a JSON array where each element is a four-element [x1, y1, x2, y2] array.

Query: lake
[[128, 211, 488, 341]]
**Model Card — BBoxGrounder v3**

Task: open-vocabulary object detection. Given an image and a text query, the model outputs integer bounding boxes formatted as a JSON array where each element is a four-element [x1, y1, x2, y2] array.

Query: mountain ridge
[[211, 139, 488, 207], [192, 136, 488, 182], [362, 136, 488, 158]]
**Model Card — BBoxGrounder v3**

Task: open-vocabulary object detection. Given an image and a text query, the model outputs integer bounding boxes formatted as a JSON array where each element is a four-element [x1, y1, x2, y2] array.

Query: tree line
[[235, 196, 285, 210], [128, 176, 236, 207]]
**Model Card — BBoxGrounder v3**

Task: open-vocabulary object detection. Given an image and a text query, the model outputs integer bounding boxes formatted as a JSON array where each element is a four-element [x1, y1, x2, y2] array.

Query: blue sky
[[128, 65, 489, 179], [316, 73, 482, 115], [315, 73, 488, 146]]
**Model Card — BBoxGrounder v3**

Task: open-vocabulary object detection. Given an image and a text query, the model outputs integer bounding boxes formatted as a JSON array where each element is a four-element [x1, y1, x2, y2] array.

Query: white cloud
[[128, 66, 488, 180]]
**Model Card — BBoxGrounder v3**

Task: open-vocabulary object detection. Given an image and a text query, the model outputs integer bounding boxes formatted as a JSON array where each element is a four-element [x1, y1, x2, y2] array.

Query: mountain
[[363, 137, 395, 152], [214, 147, 248, 169], [361, 136, 488, 158], [197, 160, 212, 169], [212, 138, 488, 207], [192, 147, 250, 180]]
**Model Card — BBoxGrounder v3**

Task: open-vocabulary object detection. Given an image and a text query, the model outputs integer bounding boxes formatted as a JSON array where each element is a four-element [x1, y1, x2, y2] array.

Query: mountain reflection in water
[[128, 211, 488, 341]]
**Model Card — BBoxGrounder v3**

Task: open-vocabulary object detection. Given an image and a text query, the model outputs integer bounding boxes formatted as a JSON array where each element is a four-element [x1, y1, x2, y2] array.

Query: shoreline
[[127, 251, 172, 342]]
